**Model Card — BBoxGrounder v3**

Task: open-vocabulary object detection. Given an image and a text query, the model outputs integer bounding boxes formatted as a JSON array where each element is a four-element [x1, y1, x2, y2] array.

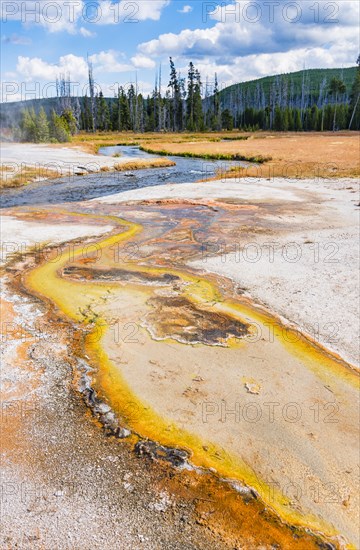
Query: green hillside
[[1, 66, 358, 135], [217, 67, 357, 110], [220, 67, 356, 99]]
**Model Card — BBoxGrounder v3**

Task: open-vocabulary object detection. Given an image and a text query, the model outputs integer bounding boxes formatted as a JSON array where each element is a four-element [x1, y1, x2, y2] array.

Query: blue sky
[[1, 0, 359, 102]]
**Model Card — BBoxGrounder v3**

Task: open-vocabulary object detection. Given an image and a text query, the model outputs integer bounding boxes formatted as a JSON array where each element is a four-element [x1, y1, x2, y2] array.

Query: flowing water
[[0, 145, 246, 208], [2, 146, 359, 547]]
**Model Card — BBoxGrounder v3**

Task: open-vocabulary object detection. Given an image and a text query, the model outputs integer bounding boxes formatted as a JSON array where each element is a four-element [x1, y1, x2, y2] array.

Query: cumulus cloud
[[4, 0, 359, 99], [131, 54, 156, 69], [178, 5, 193, 14], [16, 53, 89, 81], [136, 0, 359, 85], [140, 3, 359, 59], [1, 0, 85, 33], [128, 0, 170, 22], [79, 27, 96, 38], [175, 40, 358, 89], [1, 0, 169, 33], [2, 34, 31, 45], [15, 49, 133, 85], [89, 50, 132, 72]]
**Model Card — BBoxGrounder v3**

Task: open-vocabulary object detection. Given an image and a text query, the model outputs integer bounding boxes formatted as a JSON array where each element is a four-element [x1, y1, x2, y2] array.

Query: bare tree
[[87, 55, 96, 131]]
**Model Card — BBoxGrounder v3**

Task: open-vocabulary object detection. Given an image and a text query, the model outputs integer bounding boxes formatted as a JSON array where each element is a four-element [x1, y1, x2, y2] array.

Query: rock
[[115, 427, 131, 439], [148, 491, 173, 512], [96, 403, 111, 414], [135, 440, 189, 467], [123, 482, 134, 493], [244, 382, 261, 395]]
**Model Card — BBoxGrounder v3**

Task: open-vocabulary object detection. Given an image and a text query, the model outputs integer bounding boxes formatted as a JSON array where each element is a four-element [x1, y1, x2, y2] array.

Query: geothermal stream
[[0, 145, 246, 208], [1, 148, 359, 549]]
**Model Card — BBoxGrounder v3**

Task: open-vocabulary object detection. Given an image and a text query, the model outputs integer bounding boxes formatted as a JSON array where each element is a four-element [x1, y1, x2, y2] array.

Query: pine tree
[[212, 73, 221, 130], [127, 84, 136, 130], [169, 57, 182, 131], [36, 107, 50, 142], [310, 105, 319, 131], [221, 109, 233, 130], [49, 110, 70, 142], [186, 62, 195, 130], [61, 108, 77, 135], [87, 56, 96, 131], [145, 95, 155, 131], [82, 95, 93, 131], [282, 108, 289, 131], [111, 89, 120, 131], [96, 91, 110, 131], [119, 87, 131, 130], [179, 74, 186, 130], [193, 69, 204, 131], [349, 55, 360, 130], [19, 108, 37, 142], [274, 106, 283, 131], [287, 108, 294, 130], [329, 78, 346, 131]]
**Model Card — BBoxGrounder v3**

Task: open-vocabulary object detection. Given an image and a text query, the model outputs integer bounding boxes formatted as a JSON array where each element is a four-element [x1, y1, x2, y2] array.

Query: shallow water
[[23, 205, 359, 545], [0, 145, 246, 208]]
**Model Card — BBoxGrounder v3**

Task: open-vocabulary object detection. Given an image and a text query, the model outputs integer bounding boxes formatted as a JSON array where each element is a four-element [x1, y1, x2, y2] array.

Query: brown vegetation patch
[[114, 158, 176, 171], [56, 130, 360, 179], [157, 467, 328, 550], [143, 131, 359, 179], [138, 197, 259, 212], [63, 265, 181, 286], [0, 165, 60, 189], [144, 295, 249, 345], [70, 131, 250, 154]]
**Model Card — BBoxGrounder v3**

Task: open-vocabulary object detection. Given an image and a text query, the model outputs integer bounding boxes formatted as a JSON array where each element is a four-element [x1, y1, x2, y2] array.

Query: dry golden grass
[[71, 131, 360, 178], [0, 145, 175, 189], [114, 158, 176, 171], [0, 165, 60, 189], [4, 132, 358, 189], [70, 131, 250, 154], [99, 158, 175, 172], [138, 132, 360, 179]]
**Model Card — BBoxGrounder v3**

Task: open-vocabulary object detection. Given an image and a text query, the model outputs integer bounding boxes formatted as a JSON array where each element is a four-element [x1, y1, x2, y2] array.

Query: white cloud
[[139, 27, 221, 57], [131, 54, 156, 69], [80, 0, 170, 25], [178, 5, 193, 14], [140, 16, 359, 59], [79, 27, 96, 38], [4, 71, 18, 79], [1, 0, 169, 34], [2, 0, 85, 33], [11, 49, 140, 101], [138, 0, 360, 59], [15, 50, 132, 86], [89, 50, 132, 73], [128, 0, 170, 22], [2, 34, 32, 45], [175, 41, 358, 89], [137, 0, 359, 87], [16, 54, 89, 81]]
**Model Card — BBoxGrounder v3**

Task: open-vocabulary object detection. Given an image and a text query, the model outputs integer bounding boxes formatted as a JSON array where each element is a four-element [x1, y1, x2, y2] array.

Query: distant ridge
[[215, 67, 357, 110], [219, 67, 356, 98], [1, 66, 357, 132]]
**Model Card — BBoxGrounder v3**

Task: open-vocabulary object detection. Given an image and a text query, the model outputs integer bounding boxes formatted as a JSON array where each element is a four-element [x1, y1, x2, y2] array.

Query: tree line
[[17, 56, 360, 142]]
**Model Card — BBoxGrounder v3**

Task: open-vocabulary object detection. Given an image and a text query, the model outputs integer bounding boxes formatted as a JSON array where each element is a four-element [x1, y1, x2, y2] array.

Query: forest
[[12, 56, 360, 142]]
